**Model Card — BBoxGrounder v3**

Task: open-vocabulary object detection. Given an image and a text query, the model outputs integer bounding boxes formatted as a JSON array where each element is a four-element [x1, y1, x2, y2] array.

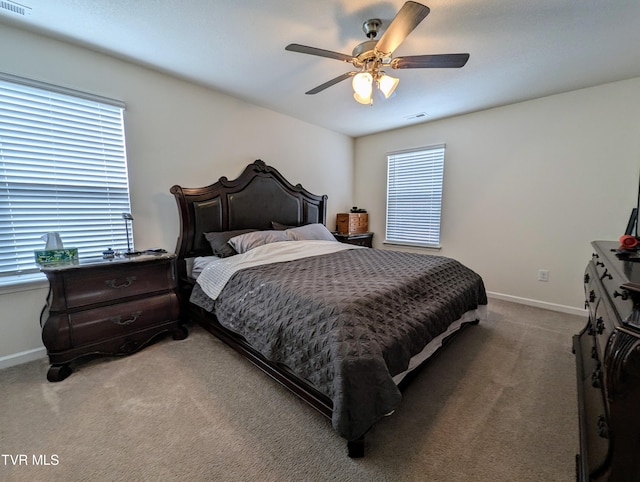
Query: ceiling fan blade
[[391, 53, 470, 69], [285, 44, 354, 63], [305, 72, 356, 95], [374, 1, 430, 56]]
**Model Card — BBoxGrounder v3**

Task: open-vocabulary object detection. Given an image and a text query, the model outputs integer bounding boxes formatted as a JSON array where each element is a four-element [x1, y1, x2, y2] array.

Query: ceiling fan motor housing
[[352, 40, 378, 61]]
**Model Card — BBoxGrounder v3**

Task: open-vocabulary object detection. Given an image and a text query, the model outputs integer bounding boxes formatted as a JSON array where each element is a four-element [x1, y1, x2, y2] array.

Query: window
[[386, 145, 445, 248], [0, 73, 131, 283]]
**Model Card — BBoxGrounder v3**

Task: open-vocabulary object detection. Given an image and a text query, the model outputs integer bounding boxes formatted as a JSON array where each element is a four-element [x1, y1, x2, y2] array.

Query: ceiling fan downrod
[[362, 18, 381, 39]]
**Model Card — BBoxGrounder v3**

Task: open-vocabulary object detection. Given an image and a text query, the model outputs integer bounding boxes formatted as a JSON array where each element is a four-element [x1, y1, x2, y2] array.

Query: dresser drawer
[[575, 329, 610, 475], [593, 299, 616, 366], [584, 263, 601, 320], [69, 292, 179, 346], [591, 252, 634, 321], [63, 261, 173, 309], [581, 377, 611, 475]]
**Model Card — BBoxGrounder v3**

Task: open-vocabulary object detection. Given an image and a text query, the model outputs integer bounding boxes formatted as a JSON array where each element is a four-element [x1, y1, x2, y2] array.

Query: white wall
[[0, 25, 354, 364], [3, 23, 639, 367], [355, 78, 640, 312]]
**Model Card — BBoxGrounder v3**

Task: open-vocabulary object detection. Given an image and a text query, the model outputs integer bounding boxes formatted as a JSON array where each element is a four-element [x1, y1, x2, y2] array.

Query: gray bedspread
[[191, 248, 487, 440]]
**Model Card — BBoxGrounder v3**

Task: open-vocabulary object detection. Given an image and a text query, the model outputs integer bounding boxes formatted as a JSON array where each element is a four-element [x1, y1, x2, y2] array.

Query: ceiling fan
[[285, 1, 469, 105]]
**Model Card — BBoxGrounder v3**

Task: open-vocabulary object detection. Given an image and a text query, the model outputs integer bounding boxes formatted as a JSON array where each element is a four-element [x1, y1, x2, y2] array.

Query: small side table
[[333, 232, 374, 248], [40, 253, 187, 382]]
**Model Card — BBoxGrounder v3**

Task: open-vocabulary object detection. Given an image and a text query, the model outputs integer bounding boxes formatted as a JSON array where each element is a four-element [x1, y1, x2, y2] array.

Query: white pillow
[[228, 230, 289, 254], [191, 255, 220, 278], [285, 223, 336, 241]]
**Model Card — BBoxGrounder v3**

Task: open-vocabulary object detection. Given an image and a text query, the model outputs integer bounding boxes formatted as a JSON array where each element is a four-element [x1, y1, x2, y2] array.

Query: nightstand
[[333, 232, 374, 248], [40, 253, 187, 382]]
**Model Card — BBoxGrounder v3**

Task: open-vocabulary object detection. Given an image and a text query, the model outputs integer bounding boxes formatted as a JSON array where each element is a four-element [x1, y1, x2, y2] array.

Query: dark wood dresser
[[574, 240, 640, 481], [40, 253, 187, 382]]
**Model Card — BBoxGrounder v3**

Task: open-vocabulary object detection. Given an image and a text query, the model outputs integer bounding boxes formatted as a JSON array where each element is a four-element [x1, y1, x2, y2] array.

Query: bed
[[170, 159, 487, 457]]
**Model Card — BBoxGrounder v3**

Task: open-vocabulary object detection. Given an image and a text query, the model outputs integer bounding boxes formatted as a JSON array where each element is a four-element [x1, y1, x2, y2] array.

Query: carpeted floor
[[0, 299, 584, 481]]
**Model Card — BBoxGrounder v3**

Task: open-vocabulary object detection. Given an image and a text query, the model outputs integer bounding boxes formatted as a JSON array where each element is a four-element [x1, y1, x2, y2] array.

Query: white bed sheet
[[195, 239, 359, 301], [392, 304, 488, 385]]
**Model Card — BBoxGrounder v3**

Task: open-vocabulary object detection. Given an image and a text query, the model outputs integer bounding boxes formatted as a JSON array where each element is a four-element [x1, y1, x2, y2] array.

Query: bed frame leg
[[347, 436, 365, 458]]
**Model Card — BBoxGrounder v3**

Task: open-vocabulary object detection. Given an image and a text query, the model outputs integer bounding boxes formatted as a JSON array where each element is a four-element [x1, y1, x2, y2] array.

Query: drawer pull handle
[[584, 273, 590, 284], [600, 269, 612, 281], [596, 261, 605, 267], [588, 290, 596, 303], [597, 415, 609, 439], [591, 368, 601, 388], [596, 317, 605, 334], [614, 290, 629, 301], [110, 311, 142, 325], [105, 276, 137, 289]]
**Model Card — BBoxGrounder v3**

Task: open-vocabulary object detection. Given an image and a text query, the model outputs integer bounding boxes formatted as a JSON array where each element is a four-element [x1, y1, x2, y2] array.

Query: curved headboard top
[[170, 160, 328, 274]]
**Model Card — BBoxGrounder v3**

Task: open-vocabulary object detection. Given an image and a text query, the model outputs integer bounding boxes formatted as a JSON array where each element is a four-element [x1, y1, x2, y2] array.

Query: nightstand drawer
[[333, 232, 373, 248], [63, 262, 173, 308], [69, 292, 179, 346]]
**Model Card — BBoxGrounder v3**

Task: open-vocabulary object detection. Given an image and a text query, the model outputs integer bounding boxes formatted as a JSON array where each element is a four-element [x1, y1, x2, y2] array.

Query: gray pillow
[[228, 230, 289, 254], [285, 223, 336, 241], [203, 229, 256, 257]]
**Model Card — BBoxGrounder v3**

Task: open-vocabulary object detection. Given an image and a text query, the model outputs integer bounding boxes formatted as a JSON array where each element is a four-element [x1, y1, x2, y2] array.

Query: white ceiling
[[2, 0, 640, 138]]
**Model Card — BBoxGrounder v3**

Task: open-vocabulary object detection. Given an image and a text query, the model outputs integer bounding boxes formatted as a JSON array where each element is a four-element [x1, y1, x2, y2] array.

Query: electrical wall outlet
[[538, 269, 550, 282]]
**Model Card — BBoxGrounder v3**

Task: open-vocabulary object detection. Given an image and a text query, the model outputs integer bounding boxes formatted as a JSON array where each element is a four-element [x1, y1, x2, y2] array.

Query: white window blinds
[[386, 145, 445, 247], [0, 74, 131, 280]]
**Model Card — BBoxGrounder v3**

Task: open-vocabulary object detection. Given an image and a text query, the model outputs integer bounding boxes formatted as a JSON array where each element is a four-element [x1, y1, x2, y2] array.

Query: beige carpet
[[0, 299, 584, 481]]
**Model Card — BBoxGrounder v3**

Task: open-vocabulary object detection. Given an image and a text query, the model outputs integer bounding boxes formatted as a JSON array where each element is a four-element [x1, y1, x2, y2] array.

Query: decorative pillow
[[228, 230, 289, 254], [285, 223, 336, 241], [271, 221, 301, 231], [204, 229, 256, 258]]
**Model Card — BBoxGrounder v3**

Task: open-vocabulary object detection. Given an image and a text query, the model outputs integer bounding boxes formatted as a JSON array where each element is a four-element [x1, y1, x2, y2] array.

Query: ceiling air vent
[[0, 0, 32, 16], [404, 112, 428, 121]]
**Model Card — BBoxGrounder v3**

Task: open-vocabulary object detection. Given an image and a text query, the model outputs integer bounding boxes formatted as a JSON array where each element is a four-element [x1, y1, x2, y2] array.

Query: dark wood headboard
[[170, 159, 328, 281]]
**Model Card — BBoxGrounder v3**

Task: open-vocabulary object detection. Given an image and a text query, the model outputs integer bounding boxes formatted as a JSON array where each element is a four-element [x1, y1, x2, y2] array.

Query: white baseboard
[[0, 293, 585, 371], [487, 291, 587, 317], [0, 347, 47, 370]]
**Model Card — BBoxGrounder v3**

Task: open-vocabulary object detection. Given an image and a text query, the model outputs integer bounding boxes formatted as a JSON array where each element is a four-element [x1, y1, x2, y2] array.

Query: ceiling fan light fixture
[[352, 72, 373, 98], [378, 73, 399, 99]]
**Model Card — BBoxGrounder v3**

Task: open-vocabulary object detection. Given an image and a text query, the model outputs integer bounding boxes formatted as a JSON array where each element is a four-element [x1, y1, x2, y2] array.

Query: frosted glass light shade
[[353, 92, 372, 104], [378, 74, 399, 98], [352, 72, 373, 99]]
